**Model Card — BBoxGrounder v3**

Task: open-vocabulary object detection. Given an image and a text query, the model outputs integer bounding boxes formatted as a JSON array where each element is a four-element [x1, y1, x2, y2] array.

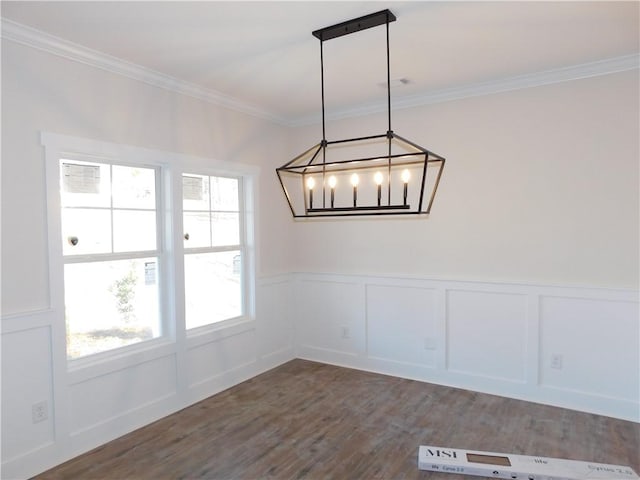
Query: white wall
[[288, 71, 639, 289], [1, 39, 295, 479]]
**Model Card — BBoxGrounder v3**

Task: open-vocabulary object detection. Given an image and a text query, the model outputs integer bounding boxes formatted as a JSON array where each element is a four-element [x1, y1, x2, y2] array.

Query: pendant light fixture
[[276, 9, 445, 218]]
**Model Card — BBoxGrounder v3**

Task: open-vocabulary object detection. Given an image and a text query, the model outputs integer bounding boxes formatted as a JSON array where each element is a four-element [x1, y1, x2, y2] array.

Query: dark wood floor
[[34, 359, 639, 479]]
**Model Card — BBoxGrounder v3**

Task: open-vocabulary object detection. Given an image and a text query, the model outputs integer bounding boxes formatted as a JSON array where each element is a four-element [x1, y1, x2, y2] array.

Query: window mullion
[[238, 178, 247, 317], [208, 176, 213, 248], [183, 245, 240, 255], [63, 250, 161, 264], [109, 164, 115, 254]]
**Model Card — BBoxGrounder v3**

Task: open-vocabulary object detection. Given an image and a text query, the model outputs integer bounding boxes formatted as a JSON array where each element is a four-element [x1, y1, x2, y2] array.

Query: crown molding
[[292, 53, 640, 126], [1, 18, 290, 126], [2, 18, 638, 128]]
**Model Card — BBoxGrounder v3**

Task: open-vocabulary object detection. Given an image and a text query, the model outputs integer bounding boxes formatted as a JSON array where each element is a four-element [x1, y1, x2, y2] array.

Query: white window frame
[[42, 134, 174, 369], [61, 158, 165, 358], [41, 132, 258, 372], [181, 173, 245, 329], [178, 166, 257, 339]]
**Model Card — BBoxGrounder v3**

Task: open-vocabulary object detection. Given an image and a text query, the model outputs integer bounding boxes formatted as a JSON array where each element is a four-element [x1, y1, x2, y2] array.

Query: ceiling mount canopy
[[276, 9, 446, 218]]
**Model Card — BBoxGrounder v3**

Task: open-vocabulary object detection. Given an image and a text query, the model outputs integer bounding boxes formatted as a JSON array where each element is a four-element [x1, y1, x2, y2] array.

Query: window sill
[[185, 316, 256, 349]]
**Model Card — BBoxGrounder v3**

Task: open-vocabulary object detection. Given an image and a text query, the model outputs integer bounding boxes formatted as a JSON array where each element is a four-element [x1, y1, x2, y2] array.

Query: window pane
[[211, 176, 239, 211], [62, 208, 111, 255], [60, 160, 110, 208], [185, 251, 242, 329], [183, 174, 209, 211], [183, 212, 210, 248], [112, 165, 156, 209], [113, 210, 157, 252], [64, 258, 160, 359], [211, 212, 240, 246]]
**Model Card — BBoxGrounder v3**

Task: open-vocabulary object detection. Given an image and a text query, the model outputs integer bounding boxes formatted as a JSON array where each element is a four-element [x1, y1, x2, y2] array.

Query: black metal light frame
[[276, 9, 445, 218]]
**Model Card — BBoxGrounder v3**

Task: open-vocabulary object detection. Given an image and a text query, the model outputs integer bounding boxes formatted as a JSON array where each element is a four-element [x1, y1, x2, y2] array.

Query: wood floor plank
[[33, 360, 640, 479]]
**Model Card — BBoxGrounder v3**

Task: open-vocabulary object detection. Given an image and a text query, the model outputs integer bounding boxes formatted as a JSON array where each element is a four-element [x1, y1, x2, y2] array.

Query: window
[[43, 132, 257, 363], [60, 159, 162, 359], [182, 174, 245, 329]]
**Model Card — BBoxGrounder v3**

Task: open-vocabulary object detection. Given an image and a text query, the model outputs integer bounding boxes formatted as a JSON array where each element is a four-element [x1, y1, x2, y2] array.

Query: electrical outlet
[[340, 326, 350, 339], [32, 401, 48, 423], [550, 354, 563, 370]]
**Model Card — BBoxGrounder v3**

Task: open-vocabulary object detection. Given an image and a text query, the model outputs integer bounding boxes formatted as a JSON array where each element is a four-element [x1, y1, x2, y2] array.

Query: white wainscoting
[[0, 275, 295, 480], [294, 272, 639, 423], [1, 316, 56, 464], [2, 272, 637, 478]]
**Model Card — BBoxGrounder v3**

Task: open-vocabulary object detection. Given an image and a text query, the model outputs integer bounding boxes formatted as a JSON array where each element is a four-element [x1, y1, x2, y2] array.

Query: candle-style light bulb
[[306, 176, 315, 209], [328, 175, 337, 208], [374, 171, 383, 206], [401, 169, 410, 205], [306, 177, 316, 189], [350, 173, 359, 207]]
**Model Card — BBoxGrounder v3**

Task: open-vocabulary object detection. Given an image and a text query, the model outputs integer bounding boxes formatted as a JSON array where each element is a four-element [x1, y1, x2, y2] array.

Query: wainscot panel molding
[[292, 272, 639, 423], [446, 289, 528, 382], [0, 275, 296, 480], [2, 273, 637, 478]]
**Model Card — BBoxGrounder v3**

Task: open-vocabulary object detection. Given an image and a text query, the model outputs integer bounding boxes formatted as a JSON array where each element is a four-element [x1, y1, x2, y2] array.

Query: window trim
[[49, 149, 170, 366], [59, 163, 165, 362], [41, 132, 259, 372]]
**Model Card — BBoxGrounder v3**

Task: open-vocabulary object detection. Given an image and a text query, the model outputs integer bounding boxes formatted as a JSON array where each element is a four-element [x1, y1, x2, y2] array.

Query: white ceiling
[[2, 1, 639, 124]]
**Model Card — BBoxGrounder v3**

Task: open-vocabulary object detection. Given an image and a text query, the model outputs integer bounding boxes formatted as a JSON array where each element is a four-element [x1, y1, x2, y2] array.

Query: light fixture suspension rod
[[320, 41, 327, 208], [320, 40, 326, 142], [386, 17, 392, 135]]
